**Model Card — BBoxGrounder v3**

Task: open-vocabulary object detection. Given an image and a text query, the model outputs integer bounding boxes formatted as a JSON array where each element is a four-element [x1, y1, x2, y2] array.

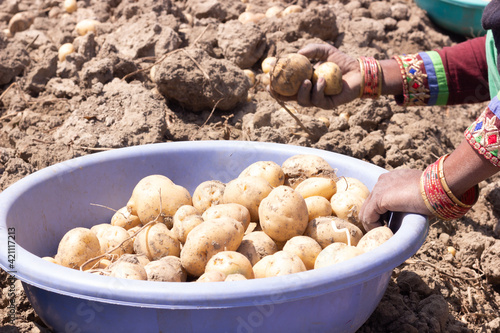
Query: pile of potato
[[44, 154, 393, 283]]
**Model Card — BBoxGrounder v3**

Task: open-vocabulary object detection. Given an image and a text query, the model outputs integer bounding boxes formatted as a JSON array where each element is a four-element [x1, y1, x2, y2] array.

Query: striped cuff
[[394, 52, 450, 106]]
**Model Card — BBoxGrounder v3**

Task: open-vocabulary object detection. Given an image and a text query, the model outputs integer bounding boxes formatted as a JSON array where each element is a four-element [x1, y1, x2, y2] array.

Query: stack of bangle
[[420, 154, 479, 221], [357, 56, 382, 99]]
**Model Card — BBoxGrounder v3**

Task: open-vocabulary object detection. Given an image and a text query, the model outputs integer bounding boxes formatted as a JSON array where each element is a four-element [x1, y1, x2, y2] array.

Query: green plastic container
[[415, 0, 488, 37]]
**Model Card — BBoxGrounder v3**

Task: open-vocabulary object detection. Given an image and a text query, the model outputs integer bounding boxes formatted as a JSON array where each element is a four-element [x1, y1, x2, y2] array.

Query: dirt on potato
[[1, 0, 500, 332]]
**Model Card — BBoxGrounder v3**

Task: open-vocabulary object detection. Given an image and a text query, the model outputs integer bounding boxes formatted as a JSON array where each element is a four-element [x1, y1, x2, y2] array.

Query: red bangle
[[420, 154, 479, 220], [358, 57, 382, 99]]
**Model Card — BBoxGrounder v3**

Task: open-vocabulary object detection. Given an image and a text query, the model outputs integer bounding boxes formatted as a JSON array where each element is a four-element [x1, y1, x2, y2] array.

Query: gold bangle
[[376, 59, 383, 98], [420, 171, 440, 218], [438, 154, 473, 208], [357, 58, 364, 99]]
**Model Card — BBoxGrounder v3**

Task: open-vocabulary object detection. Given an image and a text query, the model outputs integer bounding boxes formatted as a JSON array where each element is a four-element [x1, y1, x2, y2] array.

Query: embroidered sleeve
[[393, 36, 489, 107], [465, 94, 500, 167]]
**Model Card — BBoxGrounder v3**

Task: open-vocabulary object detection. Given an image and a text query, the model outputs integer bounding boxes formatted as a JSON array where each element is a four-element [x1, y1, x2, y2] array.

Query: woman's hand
[[295, 43, 361, 109], [359, 169, 431, 231]]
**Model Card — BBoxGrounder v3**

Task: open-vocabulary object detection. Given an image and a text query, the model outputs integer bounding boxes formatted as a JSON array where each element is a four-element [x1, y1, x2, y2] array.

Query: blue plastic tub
[[0, 141, 428, 333], [415, 0, 488, 37]]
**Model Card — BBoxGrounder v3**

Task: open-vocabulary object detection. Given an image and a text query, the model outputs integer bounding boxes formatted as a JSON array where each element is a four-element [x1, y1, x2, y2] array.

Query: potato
[[97, 225, 134, 258], [238, 161, 285, 188], [283, 236, 322, 270], [314, 243, 364, 270], [109, 261, 147, 280], [283, 5, 303, 15], [134, 222, 180, 261], [192, 180, 226, 213], [64, 0, 77, 13], [265, 6, 283, 18], [305, 196, 333, 221], [304, 216, 363, 248], [42, 257, 59, 264], [335, 177, 370, 200], [172, 205, 204, 244], [144, 256, 187, 282], [259, 186, 309, 242], [205, 251, 255, 279], [312, 62, 343, 95], [90, 223, 113, 239], [294, 177, 337, 200], [244, 69, 256, 86], [264, 251, 307, 277], [237, 231, 278, 266], [58, 43, 75, 62], [116, 253, 150, 267], [180, 217, 245, 277], [55, 227, 101, 269], [197, 271, 226, 282], [357, 226, 394, 253], [261, 57, 277, 74], [223, 176, 273, 221], [253, 255, 274, 279], [127, 175, 192, 227], [330, 191, 365, 231], [8, 12, 35, 35], [75, 19, 100, 36], [225, 273, 248, 281], [111, 206, 141, 230], [281, 154, 338, 188], [126, 225, 142, 242], [270, 53, 313, 97], [202, 203, 251, 231]]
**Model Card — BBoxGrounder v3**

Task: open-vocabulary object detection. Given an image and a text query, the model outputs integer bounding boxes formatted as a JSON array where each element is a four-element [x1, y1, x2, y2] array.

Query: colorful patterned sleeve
[[465, 96, 500, 167], [393, 36, 489, 106]]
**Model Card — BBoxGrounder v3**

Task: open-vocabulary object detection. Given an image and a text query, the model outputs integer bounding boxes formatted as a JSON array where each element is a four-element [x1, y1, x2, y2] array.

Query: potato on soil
[[237, 231, 278, 266], [205, 251, 255, 280], [294, 177, 337, 200], [97, 225, 134, 257], [172, 205, 204, 244], [192, 180, 226, 213], [144, 256, 187, 282], [197, 271, 227, 282], [238, 161, 285, 188], [55, 227, 101, 270], [202, 203, 251, 231], [75, 19, 100, 36], [312, 62, 343, 95], [222, 176, 273, 221], [314, 243, 364, 270], [258, 186, 309, 242], [8, 12, 35, 35], [281, 154, 338, 188], [58, 43, 75, 62], [109, 261, 147, 280], [283, 236, 322, 270], [264, 251, 307, 277], [270, 53, 313, 97], [305, 196, 333, 221], [304, 216, 363, 248], [111, 206, 141, 230], [134, 222, 180, 261], [180, 217, 245, 277], [126, 175, 192, 227], [335, 177, 370, 200], [356, 226, 394, 253]]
